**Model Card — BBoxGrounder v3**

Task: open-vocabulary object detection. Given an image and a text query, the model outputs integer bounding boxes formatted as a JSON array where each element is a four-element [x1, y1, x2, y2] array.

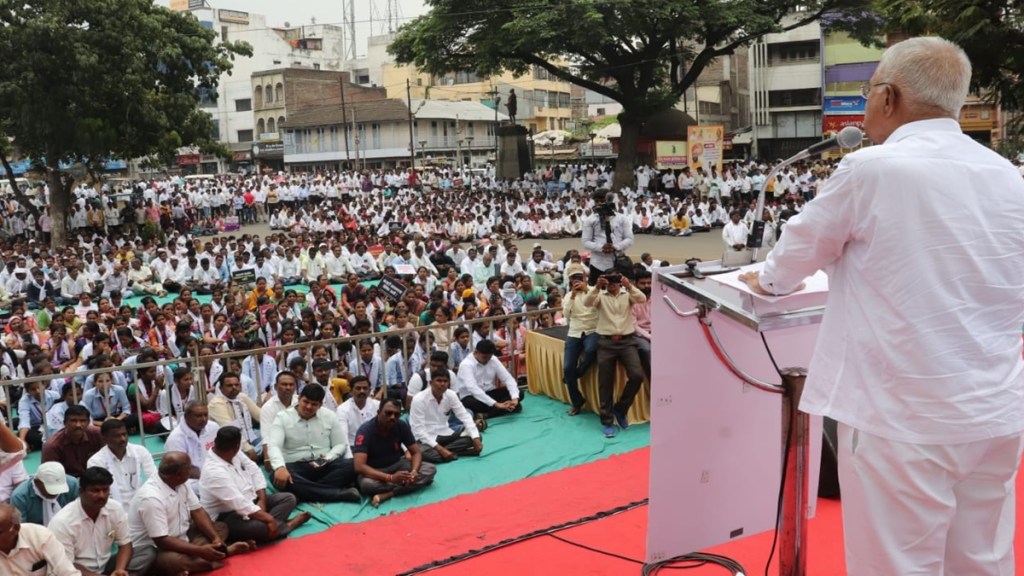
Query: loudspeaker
[[818, 416, 841, 499]]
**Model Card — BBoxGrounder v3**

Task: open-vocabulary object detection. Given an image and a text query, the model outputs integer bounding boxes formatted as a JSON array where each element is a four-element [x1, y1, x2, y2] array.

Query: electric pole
[[407, 78, 416, 170]]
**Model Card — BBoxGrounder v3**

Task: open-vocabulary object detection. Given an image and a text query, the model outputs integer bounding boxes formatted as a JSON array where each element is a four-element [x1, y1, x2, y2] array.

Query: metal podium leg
[[779, 369, 809, 576]]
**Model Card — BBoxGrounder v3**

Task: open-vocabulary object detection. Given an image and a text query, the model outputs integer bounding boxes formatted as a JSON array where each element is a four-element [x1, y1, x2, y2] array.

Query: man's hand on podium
[[738, 271, 805, 296]]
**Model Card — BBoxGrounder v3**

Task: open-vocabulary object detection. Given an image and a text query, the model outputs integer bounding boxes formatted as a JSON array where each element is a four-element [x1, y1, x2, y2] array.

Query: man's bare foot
[[371, 492, 394, 508], [286, 511, 313, 531], [226, 541, 253, 556]]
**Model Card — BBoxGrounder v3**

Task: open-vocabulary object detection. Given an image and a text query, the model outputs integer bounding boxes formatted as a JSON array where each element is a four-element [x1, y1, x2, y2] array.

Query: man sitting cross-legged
[[126, 452, 252, 576], [49, 467, 134, 576], [87, 419, 158, 506], [337, 375, 380, 447], [267, 384, 361, 503], [410, 369, 483, 464], [456, 339, 522, 420], [207, 371, 262, 462], [200, 426, 311, 545], [353, 398, 437, 508]]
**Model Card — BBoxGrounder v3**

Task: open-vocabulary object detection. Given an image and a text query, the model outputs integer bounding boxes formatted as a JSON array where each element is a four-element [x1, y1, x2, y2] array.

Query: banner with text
[[822, 115, 865, 135], [654, 141, 688, 170], [686, 125, 724, 173]]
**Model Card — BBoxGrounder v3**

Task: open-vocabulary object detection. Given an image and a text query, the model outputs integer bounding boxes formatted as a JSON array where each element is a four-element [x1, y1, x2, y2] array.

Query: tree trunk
[[612, 113, 643, 193], [47, 159, 69, 252], [0, 154, 41, 220]]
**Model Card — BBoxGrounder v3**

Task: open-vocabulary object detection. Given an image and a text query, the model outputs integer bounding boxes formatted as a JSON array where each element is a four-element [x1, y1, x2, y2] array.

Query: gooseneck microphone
[[746, 127, 863, 253]]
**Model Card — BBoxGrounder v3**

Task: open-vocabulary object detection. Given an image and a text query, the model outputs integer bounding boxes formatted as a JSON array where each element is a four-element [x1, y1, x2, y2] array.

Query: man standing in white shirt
[[200, 427, 310, 545], [49, 467, 133, 576], [721, 211, 748, 251], [410, 369, 482, 463], [456, 339, 521, 420], [87, 420, 157, 505], [740, 37, 1024, 576]]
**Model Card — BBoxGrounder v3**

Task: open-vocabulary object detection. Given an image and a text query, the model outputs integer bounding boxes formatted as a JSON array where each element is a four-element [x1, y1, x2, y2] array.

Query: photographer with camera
[[582, 190, 635, 284], [584, 272, 647, 438]]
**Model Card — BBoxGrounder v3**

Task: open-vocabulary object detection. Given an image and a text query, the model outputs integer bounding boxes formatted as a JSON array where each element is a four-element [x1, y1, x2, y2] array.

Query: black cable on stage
[[759, 331, 789, 576], [398, 333, 791, 576], [396, 498, 649, 575]]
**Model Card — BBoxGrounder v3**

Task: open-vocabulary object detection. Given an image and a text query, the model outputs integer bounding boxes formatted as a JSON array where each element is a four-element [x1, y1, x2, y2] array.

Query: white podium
[[646, 262, 828, 575]]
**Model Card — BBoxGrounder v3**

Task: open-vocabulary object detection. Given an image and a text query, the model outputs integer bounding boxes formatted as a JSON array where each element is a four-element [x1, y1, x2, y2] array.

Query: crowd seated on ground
[[0, 158, 862, 574]]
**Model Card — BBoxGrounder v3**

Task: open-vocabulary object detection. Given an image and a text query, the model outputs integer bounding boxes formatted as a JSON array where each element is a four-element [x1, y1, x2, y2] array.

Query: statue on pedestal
[[506, 89, 517, 125]]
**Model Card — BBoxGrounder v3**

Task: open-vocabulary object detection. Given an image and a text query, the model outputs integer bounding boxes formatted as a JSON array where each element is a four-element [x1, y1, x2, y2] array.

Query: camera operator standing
[[582, 190, 635, 284], [584, 272, 647, 438]]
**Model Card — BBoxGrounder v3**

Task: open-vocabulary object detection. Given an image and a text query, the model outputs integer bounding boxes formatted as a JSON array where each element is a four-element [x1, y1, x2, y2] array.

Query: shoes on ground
[[613, 410, 630, 430], [602, 424, 617, 438]]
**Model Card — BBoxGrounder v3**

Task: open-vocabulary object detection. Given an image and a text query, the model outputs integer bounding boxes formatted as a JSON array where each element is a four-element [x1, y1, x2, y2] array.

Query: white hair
[[874, 37, 972, 117]]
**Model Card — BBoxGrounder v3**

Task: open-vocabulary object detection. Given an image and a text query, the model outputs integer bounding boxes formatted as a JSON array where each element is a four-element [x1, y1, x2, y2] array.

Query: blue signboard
[[0, 161, 31, 176], [823, 96, 865, 115]]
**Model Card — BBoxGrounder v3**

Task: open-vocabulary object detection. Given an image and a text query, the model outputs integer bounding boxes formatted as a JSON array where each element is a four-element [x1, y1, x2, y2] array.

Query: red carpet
[[217, 448, 1024, 575], [217, 448, 651, 576]]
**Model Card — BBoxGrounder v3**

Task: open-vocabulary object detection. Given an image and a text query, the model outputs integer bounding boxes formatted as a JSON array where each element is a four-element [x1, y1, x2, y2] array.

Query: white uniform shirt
[[199, 449, 265, 520], [0, 523, 80, 576], [409, 388, 479, 447], [336, 397, 380, 446], [760, 119, 1024, 444], [456, 355, 519, 406], [87, 444, 158, 505], [49, 498, 131, 574], [128, 475, 200, 550], [259, 394, 297, 448], [163, 421, 219, 489]]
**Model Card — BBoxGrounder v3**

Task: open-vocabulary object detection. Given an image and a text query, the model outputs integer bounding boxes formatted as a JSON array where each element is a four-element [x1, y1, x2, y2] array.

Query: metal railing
[[2, 306, 561, 457]]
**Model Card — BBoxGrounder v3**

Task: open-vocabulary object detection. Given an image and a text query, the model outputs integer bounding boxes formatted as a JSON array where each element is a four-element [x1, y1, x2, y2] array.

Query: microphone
[[746, 127, 863, 250], [797, 126, 864, 161]]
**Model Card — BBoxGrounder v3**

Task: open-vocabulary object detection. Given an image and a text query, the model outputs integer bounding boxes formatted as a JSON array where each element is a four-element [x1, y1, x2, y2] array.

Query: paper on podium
[[710, 261, 829, 302]]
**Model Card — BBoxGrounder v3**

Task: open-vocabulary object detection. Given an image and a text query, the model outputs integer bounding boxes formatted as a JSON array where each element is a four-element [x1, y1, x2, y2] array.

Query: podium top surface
[[656, 262, 828, 332]]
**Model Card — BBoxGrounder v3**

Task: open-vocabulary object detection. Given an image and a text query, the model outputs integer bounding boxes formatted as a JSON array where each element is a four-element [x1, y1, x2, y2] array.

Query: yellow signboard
[[687, 125, 724, 173], [655, 141, 687, 170]]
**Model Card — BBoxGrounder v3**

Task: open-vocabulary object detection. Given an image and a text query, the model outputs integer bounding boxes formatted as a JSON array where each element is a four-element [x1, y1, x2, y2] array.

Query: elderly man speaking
[[740, 37, 1024, 575]]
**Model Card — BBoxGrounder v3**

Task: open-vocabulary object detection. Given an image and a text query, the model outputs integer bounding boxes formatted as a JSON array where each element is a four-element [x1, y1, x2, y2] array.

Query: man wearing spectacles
[[741, 37, 1024, 575]]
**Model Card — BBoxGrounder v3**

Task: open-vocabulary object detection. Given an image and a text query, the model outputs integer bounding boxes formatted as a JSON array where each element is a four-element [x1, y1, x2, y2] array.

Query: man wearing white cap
[[9, 462, 79, 526]]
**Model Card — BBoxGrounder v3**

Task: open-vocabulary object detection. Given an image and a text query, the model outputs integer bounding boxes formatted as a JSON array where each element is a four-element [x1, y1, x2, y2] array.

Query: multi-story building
[[749, 12, 823, 160], [281, 99, 504, 171], [250, 69, 386, 171], [170, 4, 346, 173], [346, 33, 572, 135]]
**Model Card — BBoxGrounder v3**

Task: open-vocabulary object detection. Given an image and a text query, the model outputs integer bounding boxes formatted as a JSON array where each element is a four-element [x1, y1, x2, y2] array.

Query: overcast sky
[[156, 0, 428, 57]]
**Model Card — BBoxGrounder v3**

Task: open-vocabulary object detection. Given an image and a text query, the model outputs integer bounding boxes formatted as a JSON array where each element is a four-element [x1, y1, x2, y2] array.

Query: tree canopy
[[866, 0, 1024, 135], [390, 0, 870, 189], [0, 0, 250, 247]]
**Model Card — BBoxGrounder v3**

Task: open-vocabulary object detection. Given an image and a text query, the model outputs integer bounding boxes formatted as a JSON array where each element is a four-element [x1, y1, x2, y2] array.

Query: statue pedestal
[[496, 124, 532, 181]]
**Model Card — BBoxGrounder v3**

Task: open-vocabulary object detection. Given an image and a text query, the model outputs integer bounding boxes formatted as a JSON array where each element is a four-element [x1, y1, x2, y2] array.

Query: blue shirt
[[80, 385, 133, 419], [17, 389, 59, 430]]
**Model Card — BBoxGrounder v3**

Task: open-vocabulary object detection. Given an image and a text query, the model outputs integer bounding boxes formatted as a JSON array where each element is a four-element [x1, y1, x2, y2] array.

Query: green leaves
[[870, 0, 1024, 130], [390, 0, 874, 114], [0, 0, 245, 165]]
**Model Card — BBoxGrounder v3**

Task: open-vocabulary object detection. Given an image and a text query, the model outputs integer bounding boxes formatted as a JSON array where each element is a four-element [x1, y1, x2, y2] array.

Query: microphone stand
[[747, 153, 807, 262]]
